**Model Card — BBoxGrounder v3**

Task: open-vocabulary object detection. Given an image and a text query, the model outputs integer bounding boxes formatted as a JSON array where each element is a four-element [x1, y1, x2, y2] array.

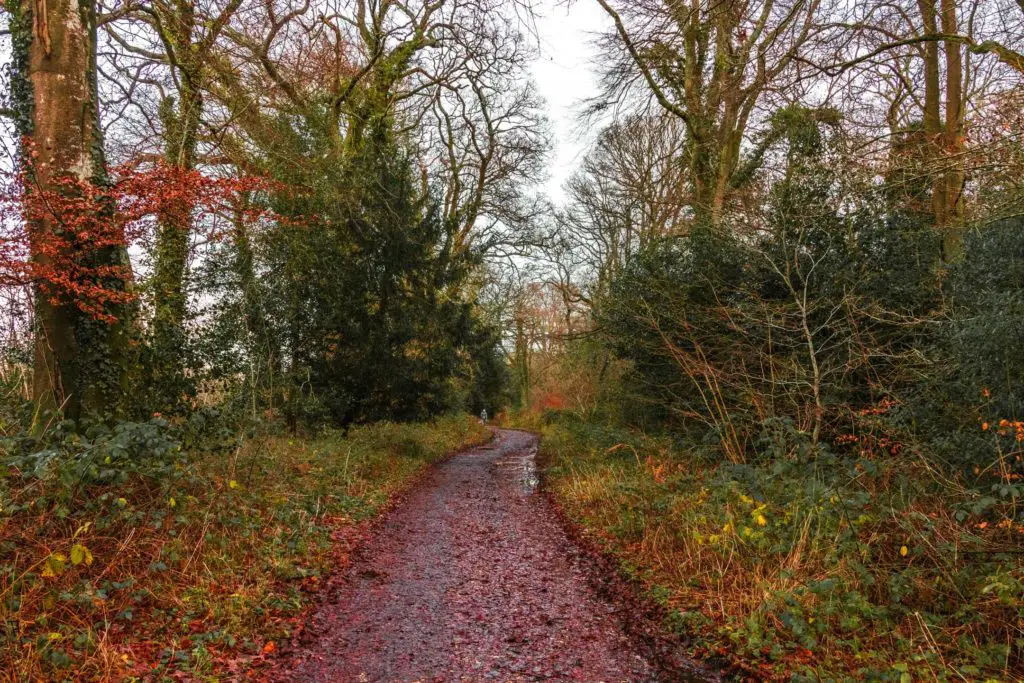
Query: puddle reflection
[[520, 447, 538, 494], [495, 445, 539, 494]]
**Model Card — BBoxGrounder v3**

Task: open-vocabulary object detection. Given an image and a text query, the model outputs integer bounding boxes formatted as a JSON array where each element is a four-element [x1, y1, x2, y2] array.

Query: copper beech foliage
[[0, 147, 272, 323]]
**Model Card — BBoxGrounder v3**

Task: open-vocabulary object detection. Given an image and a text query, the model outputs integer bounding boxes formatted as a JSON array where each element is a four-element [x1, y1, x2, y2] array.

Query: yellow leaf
[[229, 480, 239, 489], [48, 632, 62, 641], [900, 545, 908, 557], [755, 514, 768, 527], [41, 552, 67, 578], [168, 497, 176, 508], [70, 543, 93, 566]]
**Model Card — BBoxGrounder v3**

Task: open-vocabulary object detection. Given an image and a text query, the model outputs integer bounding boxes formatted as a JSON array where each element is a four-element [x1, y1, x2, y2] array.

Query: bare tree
[[554, 114, 688, 304], [422, 9, 550, 258], [590, 0, 829, 227]]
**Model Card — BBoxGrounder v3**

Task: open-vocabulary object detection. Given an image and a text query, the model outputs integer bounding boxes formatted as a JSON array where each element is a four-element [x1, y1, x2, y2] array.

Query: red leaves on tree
[[0, 150, 272, 323]]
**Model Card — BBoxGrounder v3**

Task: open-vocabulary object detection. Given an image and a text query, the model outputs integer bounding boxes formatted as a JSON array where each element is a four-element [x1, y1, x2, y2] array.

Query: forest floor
[[1, 416, 494, 680], [270, 429, 711, 682]]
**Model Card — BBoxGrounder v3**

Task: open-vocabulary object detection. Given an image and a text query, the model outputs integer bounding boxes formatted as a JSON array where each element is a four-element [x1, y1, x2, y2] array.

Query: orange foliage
[[0, 150, 272, 322], [537, 390, 565, 410]]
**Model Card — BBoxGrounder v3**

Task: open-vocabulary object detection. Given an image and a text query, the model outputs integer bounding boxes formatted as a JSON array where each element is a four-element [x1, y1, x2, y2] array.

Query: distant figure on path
[[480, 408, 488, 424]]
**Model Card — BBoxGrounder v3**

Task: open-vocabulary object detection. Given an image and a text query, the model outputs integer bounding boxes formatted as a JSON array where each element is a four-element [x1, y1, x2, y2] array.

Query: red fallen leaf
[[262, 641, 276, 654]]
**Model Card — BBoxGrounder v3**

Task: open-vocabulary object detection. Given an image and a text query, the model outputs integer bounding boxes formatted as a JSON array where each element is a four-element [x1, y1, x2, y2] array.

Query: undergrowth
[[0, 413, 488, 681], [524, 413, 1023, 682]]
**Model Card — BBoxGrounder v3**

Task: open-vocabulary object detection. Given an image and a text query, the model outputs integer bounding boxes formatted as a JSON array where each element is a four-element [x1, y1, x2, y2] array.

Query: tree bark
[[12, 0, 133, 425], [940, 0, 965, 260]]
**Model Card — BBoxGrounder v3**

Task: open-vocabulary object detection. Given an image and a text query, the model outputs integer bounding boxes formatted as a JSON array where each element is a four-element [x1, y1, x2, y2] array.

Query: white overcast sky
[[529, 0, 612, 202]]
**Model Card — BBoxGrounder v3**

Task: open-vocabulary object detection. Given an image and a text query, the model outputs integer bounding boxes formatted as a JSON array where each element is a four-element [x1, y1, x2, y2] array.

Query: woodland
[[0, 0, 1022, 680]]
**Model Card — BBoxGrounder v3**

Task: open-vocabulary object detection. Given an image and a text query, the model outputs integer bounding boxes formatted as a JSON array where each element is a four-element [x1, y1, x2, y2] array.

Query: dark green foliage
[[455, 316, 509, 416], [899, 216, 1024, 471], [948, 217, 1024, 418], [596, 229, 746, 432], [1, 407, 235, 489], [3, 0, 34, 139], [595, 119, 943, 458], [187, 110, 506, 428]]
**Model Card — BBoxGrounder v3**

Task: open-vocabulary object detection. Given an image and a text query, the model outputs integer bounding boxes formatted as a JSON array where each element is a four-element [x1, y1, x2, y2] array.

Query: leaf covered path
[[272, 430, 697, 682]]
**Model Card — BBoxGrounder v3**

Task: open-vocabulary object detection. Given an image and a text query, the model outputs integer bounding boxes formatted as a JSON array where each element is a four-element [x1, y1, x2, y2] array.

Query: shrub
[[537, 416, 1024, 680]]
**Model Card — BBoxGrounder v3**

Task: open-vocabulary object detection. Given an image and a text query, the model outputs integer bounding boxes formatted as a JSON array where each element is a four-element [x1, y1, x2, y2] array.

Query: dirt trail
[[273, 430, 700, 682]]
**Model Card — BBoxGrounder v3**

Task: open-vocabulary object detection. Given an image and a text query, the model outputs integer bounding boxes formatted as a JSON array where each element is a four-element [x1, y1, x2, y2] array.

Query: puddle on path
[[495, 444, 539, 494], [520, 445, 539, 493]]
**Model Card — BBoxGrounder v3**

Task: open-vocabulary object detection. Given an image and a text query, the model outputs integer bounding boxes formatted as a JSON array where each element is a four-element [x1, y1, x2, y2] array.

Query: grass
[[523, 414, 1023, 682], [0, 414, 489, 681]]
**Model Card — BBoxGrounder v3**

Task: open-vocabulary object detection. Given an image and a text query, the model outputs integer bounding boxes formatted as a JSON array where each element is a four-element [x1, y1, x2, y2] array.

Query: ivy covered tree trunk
[[149, 86, 202, 409], [231, 195, 281, 413], [143, 0, 242, 410], [10, 0, 134, 425]]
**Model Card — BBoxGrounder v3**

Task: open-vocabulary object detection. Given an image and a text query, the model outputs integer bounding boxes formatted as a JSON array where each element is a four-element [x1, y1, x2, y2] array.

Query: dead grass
[[532, 417, 1024, 681]]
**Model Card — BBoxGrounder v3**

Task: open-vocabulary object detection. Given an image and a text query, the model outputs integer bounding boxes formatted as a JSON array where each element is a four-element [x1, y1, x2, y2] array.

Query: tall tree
[[6, 0, 134, 423], [103, 0, 244, 407], [592, 0, 825, 228]]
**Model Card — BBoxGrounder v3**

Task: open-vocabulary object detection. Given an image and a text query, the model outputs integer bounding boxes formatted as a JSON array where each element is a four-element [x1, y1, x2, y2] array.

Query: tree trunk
[[690, 135, 719, 228], [149, 0, 204, 407], [916, 0, 947, 232], [149, 87, 202, 409], [12, 0, 133, 425], [940, 0, 965, 261]]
